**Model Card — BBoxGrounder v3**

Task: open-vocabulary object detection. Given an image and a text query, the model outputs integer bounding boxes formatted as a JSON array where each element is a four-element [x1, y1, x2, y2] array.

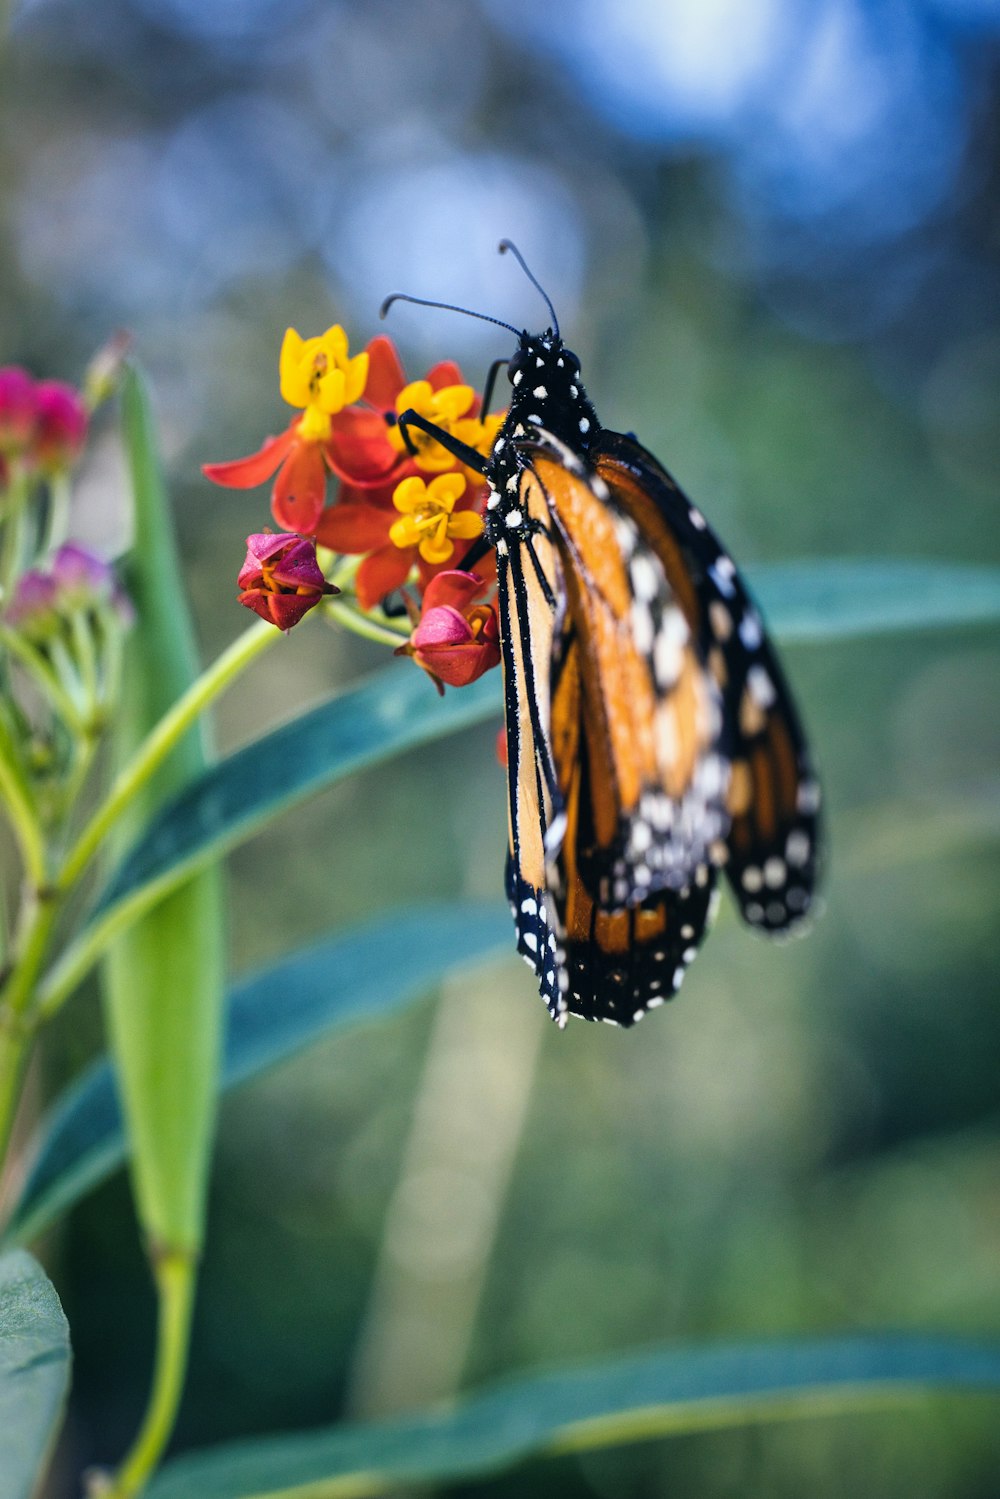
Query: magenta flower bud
[[237, 532, 337, 630], [0, 367, 38, 457], [5, 568, 60, 634], [397, 569, 501, 693], [51, 542, 134, 624], [32, 381, 88, 474]]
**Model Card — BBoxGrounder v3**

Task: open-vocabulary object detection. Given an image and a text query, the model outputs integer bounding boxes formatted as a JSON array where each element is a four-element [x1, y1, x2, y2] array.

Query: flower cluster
[[206, 324, 504, 691], [0, 366, 88, 485], [0, 366, 132, 825]]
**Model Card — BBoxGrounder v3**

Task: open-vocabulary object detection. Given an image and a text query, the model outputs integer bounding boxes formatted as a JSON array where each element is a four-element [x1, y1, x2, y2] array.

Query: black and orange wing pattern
[[389, 290, 820, 1027], [500, 440, 732, 1026], [592, 430, 822, 934]]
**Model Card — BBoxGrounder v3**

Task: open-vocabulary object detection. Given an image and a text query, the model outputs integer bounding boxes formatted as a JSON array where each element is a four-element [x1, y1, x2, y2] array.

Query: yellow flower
[[388, 381, 477, 472], [388, 473, 483, 565], [279, 326, 369, 430]]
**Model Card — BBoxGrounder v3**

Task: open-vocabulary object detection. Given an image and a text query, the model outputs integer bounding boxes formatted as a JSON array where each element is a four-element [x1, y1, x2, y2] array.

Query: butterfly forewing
[[593, 431, 822, 932], [500, 446, 730, 1026], [499, 459, 566, 1019], [524, 451, 729, 907]]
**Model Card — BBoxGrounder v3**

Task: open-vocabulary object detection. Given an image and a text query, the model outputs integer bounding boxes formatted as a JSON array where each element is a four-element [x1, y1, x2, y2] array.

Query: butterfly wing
[[502, 442, 728, 1026], [496, 457, 565, 1020], [592, 429, 822, 932]]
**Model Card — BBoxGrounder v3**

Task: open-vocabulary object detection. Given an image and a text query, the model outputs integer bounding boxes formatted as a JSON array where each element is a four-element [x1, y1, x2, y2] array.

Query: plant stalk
[[102, 1247, 197, 1498]]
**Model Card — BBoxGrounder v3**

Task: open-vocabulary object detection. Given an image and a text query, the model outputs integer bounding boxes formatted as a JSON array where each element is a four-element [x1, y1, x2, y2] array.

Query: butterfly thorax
[[483, 331, 600, 548]]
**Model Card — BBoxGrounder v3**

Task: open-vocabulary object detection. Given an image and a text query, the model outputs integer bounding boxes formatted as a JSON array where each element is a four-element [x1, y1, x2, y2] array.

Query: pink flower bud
[[0, 367, 38, 457], [51, 542, 134, 624], [237, 532, 337, 630], [33, 381, 88, 474], [400, 570, 501, 692], [5, 569, 61, 636]]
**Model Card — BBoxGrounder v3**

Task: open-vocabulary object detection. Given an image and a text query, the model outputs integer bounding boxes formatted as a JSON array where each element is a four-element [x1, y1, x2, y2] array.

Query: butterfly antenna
[[379, 292, 520, 338], [498, 239, 559, 338]]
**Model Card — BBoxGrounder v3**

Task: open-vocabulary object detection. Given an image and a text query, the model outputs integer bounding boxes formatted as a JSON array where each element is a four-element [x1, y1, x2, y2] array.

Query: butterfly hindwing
[[593, 430, 822, 933]]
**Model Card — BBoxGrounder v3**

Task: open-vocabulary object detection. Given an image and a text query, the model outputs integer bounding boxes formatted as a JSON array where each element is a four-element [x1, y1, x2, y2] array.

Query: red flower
[[204, 324, 370, 535], [316, 339, 503, 587], [322, 472, 485, 611], [324, 337, 468, 492], [237, 533, 338, 631], [398, 570, 501, 693]]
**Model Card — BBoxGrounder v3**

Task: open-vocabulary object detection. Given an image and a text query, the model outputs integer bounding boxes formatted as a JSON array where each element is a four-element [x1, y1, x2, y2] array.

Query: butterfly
[[382, 241, 821, 1028]]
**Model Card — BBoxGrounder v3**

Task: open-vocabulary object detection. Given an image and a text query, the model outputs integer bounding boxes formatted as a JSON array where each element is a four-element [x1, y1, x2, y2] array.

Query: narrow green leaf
[[103, 363, 226, 1254], [93, 560, 1000, 935], [98, 660, 499, 914], [752, 560, 1000, 642], [0, 1250, 72, 1499], [4, 904, 511, 1248], [145, 1336, 1000, 1499]]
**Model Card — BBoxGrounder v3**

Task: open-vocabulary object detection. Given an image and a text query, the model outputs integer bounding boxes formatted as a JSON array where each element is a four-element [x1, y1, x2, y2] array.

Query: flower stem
[[0, 624, 87, 731], [0, 736, 46, 889], [41, 471, 71, 557], [325, 598, 410, 647], [101, 1247, 197, 1499], [0, 469, 30, 598], [0, 1010, 31, 1174], [0, 890, 59, 1169], [60, 616, 278, 891], [34, 869, 177, 1023]]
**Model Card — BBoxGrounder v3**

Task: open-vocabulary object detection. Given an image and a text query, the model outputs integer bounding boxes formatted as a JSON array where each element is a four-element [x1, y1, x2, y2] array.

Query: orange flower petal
[[316, 502, 393, 553], [427, 361, 465, 393], [272, 442, 328, 533], [203, 428, 296, 489], [364, 336, 406, 410], [356, 545, 414, 610], [327, 406, 401, 485]]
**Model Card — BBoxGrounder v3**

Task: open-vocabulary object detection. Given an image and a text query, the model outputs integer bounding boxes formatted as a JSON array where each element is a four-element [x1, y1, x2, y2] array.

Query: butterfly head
[[501, 331, 599, 455]]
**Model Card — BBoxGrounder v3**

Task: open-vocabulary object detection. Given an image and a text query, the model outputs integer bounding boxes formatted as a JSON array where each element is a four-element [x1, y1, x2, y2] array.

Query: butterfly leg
[[478, 358, 508, 423], [395, 410, 488, 472]]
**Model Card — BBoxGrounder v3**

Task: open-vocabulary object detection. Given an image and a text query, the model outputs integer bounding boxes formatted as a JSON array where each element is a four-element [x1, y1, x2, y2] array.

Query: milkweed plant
[[0, 323, 999, 1499]]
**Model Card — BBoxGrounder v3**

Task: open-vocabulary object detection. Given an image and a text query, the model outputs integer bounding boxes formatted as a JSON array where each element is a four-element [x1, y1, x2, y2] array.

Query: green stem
[[70, 609, 100, 714], [41, 472, 71, 556], [0, 890, 59, 1173], [0, 469, 30, 598], [0, 1012, 31, 1175], [33, 867, 180, 1023], [325, 598, 410, 648], [60, 617, 277, 891], [102, 1248, 197, 1498], [0, 740, 46, 888], [0, 625, 87, 730], [1, 891, 60, 1021]]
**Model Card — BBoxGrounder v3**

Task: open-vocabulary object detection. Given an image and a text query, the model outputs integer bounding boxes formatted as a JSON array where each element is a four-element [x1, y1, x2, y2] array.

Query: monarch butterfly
[[383, 242, 821, 1028]]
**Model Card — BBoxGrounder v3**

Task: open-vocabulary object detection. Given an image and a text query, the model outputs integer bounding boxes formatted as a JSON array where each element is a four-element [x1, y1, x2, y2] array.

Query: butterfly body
[[388, 274, 821, 1029], [480, 329, 599, 550]]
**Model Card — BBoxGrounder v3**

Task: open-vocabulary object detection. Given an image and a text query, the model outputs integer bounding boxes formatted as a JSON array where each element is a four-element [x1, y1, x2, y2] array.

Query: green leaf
[[93, 560, 1000, 935], [0, 1250, 71, 1499], [752, 560, 1000, 642], [103, 362, 226, 1255], [98, 660, 499, 915], [145, 1335, 1000, 1499], [4, 903, 511, 1248]]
